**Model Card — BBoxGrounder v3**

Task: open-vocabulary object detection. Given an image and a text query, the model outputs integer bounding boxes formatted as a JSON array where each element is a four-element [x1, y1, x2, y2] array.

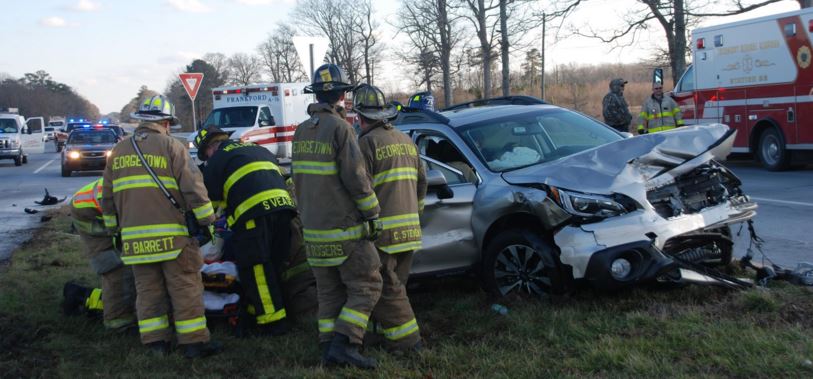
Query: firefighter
[[101, 95, 221, 358], [602, 78, 633, 133], [292, 63, 383, 369], [64, 178, 136, 331], [354, 84, 427, 353], [637, 82, 684, 134], [193, 126, 297, 336]]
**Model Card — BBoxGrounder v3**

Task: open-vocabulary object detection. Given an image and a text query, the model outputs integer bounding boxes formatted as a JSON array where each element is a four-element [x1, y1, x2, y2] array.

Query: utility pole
[[540, 12, 546, 100]]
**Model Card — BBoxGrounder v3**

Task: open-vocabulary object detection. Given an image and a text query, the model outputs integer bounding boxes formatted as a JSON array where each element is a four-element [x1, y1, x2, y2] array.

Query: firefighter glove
[[364, 218, 383, 241]]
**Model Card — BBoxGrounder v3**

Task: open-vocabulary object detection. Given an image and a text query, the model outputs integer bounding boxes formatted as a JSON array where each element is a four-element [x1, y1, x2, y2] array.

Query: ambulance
[[672, 7, 813, 170], [189, 82, 313, 162]]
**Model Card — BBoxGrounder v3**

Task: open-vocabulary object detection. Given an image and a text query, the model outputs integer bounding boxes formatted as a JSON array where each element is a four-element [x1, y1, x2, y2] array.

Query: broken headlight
[[552, 188, 635, 219]]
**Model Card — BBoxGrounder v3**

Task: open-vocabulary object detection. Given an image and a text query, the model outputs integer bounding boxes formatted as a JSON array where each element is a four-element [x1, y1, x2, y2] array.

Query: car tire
[[758, 128, 790, 171], [481, 229, 566, 298], [22, 154, 27, 164], [14, 155, 22, 166], [61, 166, 71, 177]]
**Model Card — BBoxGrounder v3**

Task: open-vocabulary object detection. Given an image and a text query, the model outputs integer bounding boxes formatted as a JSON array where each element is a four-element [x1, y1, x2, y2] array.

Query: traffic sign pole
[[179, 73, 204, 130]]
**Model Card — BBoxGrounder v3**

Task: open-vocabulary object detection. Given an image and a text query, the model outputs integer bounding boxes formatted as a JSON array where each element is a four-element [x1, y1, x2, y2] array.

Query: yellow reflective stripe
[[319, 318, 336, 333], [111, 175, 178, 193], [224, 161, 282, 202], [73, 219, 93, 234], [85, 288, 103, 311], [121, 223, 187, 240], [138, 315, 170, 333], [418, 198, 425, 212], [338, 307, 369, 329], [303, 224, 363, 243], [292, 160, 337, 175], [355, 193, 379, 212], [676, 119, 685, 126], [121, 249, 182, 264], [372, 167, 418, 187], [380, 213, 420, 230], [226, 189, 292, 226], [379, 240, 423, 254], [175, 316, 207, 334], [381, 318, 419, 341], [253, 264, 287, 324], [281, 261, 310, 282], [193, 202, 214, 220], [102, 214, 117, 228], [246, 219, 256, 230], [307, 256, 348, 267], [649, 125, 677, 133]]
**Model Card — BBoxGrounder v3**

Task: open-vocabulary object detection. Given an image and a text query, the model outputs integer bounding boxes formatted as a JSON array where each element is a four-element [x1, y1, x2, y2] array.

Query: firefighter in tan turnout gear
[[292, 63, 383, 369], [64, 178, 136, 330], [101, 95, 222, 358], [354, 84, 427, 352]]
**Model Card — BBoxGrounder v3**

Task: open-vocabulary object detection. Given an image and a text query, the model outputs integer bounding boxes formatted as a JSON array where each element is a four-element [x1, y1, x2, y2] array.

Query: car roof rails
[[392, 108, 450, 126], [441, 95, 546, 111]]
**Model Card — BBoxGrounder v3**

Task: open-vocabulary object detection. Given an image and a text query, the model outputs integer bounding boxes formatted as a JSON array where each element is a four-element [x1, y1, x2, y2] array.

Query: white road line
[[751, 196, 813, 208], [33, 159, 55, 174]]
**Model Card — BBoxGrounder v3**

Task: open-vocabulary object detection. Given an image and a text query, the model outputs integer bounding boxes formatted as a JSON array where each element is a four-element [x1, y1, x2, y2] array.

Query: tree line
[[0, 70, 100, 121]]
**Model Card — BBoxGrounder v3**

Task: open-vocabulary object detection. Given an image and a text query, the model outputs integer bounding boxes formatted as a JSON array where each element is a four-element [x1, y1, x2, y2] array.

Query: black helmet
[[304, 63, 354, 94], [352, 84, 398, 121], [193, 126, 229, 161]]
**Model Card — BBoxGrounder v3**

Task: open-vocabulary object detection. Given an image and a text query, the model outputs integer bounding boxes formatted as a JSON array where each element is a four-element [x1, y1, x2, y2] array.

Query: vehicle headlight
[[68, 151, 81, 159], [105, 150, 112, 157], [552, 188, 630, 219], [610, 258, 632, 279], [188, 141, 195, 149]]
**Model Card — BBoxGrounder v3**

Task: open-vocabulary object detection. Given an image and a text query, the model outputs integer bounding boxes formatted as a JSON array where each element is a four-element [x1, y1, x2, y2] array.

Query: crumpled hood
[[502, 124, 736, 196]]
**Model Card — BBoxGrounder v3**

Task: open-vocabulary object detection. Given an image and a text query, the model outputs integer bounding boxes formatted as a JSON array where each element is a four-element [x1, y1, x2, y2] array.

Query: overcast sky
[[0, 0, 800, 114]]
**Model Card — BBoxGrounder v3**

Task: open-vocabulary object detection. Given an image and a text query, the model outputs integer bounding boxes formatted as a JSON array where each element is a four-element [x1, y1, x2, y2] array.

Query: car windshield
[[460, 109, 623, 172], [49, 121, 64, 127], [0, 119, 18, 133], [203, 106, 258, 129], [67, 123, 92, 132], [68, 131, 117, 144]]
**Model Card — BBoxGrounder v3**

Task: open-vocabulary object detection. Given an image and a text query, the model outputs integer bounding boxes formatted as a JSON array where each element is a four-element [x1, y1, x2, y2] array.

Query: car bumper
[[63, 158, 107, 171], [554, 196, 757, 285], [0, 148, 22, 158]]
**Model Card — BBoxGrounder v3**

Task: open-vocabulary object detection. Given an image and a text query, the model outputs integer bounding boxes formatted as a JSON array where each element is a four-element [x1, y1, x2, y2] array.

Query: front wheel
[[758, 128, 790, 171], [481, 229, 567, 298], [14, 155, 21, 166]]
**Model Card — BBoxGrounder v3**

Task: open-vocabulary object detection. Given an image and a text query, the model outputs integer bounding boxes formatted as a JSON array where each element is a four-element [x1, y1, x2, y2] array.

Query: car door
[[410, 154, 479, 276], [23, 117, 45, 154]]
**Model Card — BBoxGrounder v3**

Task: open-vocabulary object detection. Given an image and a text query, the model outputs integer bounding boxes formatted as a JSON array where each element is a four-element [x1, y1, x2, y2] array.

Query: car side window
[[259, 107, 274, 124], [415, 132, 477, 184]]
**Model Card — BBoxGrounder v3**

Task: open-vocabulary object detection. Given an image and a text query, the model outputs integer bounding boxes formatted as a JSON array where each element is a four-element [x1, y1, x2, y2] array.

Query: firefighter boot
[[181, 340, 224, 359], [146, 341, 171, 357], [62, 282, 92, 316], [324, 333, 377, 369]]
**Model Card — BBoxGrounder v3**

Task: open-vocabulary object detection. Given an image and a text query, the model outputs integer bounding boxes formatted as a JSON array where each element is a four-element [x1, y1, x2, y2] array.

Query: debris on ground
[[40, 215, 52, 222], [34, 188, 66, 206], [24, 208, 39, 214], [737, 219, 813, 287]]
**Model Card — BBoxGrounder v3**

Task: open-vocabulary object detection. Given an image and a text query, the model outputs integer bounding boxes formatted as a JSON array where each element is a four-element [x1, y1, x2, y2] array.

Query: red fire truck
[[672, 7, 813, 170]]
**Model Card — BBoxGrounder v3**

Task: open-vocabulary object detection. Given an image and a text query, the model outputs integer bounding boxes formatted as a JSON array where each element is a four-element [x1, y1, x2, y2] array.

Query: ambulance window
[[677, 65, 694, 92], [259, 107, 275, 126]]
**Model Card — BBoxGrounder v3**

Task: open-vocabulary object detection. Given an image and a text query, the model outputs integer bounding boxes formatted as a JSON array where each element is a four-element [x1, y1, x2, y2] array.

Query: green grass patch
[[2, 209, 813, 378]]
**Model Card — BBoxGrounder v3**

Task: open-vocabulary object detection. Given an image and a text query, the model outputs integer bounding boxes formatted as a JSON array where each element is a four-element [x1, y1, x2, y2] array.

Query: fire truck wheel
[[757, 128, 790, 171]]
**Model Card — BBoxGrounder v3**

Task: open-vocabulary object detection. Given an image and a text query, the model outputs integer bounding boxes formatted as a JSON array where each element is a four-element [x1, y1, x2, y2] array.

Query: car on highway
[[43, 126, 56, 142], [55, 121, 93, 152], [394, 99, 757, 297], [61, 129, 117, 177]]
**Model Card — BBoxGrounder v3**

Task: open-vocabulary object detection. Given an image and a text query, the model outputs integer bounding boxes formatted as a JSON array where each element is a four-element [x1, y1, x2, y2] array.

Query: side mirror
[[259, 120, 273, 127], [427, 169, 454, 200]]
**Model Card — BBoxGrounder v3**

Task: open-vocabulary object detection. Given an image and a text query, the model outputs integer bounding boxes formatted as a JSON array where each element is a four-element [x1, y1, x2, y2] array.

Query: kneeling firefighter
[[194, 127, 297, 336], [64, 178, 136, 331]]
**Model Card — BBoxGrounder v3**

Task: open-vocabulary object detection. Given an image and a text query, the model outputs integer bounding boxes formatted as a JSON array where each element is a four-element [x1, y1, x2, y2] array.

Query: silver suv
[[397, 101, 757, 297]]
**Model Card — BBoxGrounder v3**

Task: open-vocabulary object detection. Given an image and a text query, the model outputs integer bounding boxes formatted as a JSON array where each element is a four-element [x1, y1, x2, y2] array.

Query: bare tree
[[258, 23, 308, 83], [457, 0, 500, 99], [497, 0, 544, 96], [397, 0, 463, 107], [551, 0, 789, 84], [228, 53, 262, 85], [294, 0, 362, 83], [203, 52, 231, 84]]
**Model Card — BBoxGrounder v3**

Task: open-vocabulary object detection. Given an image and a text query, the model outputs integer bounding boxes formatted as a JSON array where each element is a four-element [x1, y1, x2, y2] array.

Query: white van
[[0, 108, 45, 166]]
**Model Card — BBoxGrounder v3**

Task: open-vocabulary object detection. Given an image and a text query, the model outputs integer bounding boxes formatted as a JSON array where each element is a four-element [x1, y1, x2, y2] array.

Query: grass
[[2, 209, 813, 378]]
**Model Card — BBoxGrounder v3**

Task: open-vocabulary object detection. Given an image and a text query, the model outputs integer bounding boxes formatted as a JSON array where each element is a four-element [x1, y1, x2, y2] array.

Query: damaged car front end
[[502, 124, 757, 293]]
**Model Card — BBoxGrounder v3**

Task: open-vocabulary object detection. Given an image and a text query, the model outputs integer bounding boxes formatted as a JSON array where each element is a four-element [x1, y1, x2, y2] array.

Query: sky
[[0, 0, 801, 114]]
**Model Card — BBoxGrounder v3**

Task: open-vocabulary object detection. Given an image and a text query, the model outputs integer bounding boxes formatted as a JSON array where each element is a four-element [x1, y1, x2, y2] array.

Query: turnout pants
[[232, 212, 292, 326], [313, 239, 383, 345], [78, 232, 136, 330], [370, 250, 421, 349], [131, 243, 210, 345], [281, 216, 317, 318]]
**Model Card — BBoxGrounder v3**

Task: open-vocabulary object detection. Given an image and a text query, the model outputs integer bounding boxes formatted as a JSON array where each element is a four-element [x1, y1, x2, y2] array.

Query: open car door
[[23, 117, 45, 154]]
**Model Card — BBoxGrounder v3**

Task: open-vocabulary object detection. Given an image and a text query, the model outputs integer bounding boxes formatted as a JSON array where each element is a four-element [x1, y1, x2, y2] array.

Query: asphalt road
[[0, 147, 810, 271]]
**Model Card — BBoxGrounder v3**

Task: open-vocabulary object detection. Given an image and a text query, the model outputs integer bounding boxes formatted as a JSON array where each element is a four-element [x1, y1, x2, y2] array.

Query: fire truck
[[189, 83, 313, 162], [672, 7, 813, 170]]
